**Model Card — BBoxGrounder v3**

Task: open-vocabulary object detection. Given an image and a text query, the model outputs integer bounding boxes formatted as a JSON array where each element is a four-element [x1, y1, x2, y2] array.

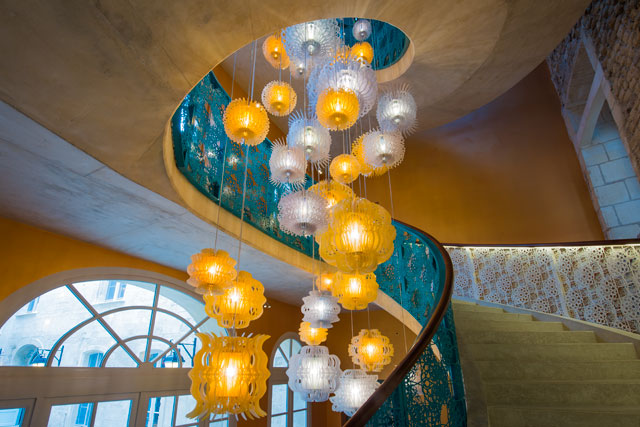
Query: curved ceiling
[[0, 1, 589, 208]]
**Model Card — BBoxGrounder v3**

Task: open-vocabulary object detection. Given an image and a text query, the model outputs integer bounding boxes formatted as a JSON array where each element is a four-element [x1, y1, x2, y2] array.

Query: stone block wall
[[547, 0, 640, 177]]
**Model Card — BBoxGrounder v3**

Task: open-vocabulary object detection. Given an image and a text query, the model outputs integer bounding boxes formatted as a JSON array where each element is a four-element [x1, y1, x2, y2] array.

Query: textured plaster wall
[[365, 64, 603, 244]]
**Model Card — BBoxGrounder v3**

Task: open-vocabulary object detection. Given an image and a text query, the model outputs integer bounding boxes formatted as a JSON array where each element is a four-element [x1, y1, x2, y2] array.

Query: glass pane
[[271, 414, 287, 427], [209, 422, 228, 427], [148, 339, 173, 367], [95, 400, 131, 427], [291, 340, 302, 356], [273, 348, 288, 368], [282, 340, 292, 359], [0, 286, 92, 366], [209, 412, 229, 421], [158, 286, 205, 325], [104, 345, 138, 368], [175, 395, 196, 425], [74, 280, 156, 311], [152, 311, 193, 345], [271, 384, 288, 415], [56, 320, 117, 367], [48, 403, 93, 427], [293, 391, 306, 410], [198, 317, 225, 336], [145, 396, 174, 427], [293, 410, 307, 427], [0, 408, 24, 427], [102, 309, 152, 340]]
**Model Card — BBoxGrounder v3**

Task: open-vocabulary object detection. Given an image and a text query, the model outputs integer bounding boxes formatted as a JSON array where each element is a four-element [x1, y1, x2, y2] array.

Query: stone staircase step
[[476, 360, 640, 381], [467, 343, 637, 361], [454, 311, 533, 323], [488, 405, 640, 427], [450, 303, 505, 314], [460, 330, 596, 344], [484, 381, 640, 407], [456, 319, 566, 332]]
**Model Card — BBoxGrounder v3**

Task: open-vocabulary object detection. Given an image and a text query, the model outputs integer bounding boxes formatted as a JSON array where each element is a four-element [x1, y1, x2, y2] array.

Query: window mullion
[[145, 285, 161, 363]]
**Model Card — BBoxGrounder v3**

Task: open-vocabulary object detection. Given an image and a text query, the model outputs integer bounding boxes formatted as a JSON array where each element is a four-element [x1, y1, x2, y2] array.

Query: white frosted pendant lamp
[[286, 345, 341, 402]]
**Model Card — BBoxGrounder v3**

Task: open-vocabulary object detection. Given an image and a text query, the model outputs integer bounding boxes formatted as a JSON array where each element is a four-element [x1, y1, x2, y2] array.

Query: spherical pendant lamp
[[316, 88, 359, 131], [362, 130, 405, 170], [262, 34, 290, 69], [376, 85, 418, 136], [352, 133, 388, 177], [330, 369, 379, 416], [301, 290, 340, 329], [316, 197, 396, 274], [350, 42, 374, 65], [187, 249, 238, 295], [284, 19, 340, 61], [269, 139, 306, 189], [299, 321, 328, 346], [313, 57, 377, 117], [223, 98, 270, 146], [288, 111, 331, 165], [329, 154, 361, 185], [204, 271, 266, 329], [188, 333, 270, 420], [352, 19, 372, 41], [332, 272, 379, 310], [287, 345, 341, 402], [349, 329, 394, 372], [261, 80, 297, 116], [315, 272, 335, 292], [308, 180, 354, 209], [290, 56, 309, 80], [277, 190, 329, 236]]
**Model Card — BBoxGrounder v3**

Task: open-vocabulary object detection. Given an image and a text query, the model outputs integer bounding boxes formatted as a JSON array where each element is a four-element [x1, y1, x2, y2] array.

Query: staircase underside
[[453, 300, 640, 427]]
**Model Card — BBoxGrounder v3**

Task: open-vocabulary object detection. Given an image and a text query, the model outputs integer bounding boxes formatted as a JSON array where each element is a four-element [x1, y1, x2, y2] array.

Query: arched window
[[268, 334, 308, 427], [0, 275, 235, 427]]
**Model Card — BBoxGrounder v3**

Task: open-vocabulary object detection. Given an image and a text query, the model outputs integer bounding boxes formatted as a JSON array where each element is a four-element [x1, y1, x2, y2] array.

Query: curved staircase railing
[[347, 221, 466, 426]]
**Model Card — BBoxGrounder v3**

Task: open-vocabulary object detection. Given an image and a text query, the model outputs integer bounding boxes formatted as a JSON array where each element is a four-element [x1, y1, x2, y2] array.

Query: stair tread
[[489, 405, 640, 413], [459, 330, 596, 343]]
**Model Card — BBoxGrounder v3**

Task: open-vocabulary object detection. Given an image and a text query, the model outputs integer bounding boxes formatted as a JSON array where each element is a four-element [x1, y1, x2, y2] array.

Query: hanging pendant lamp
[[262, 80, 297, 116], [301, 290, 340, 329], [308, 179, 354, 209], [262, 33, 290, 69], [362, 130, 405, 170], [352, 132, 389, 177], [329, 154, 361, 185], [284, 19, 340, 61], [187, 249, 238, 295], [376, 85, 418, 136], [352, 19, 372, 41], [223, 98, 270, 146], [287, 111, 331, 166], [349, 329, 394, 372], [287, 345, 341, 402], [277, 189, 329, 236], [204, 271, 266, 329], [299, 321, 328, 346], [316, 88, 360, 131], [330, 369, 379, 416], [315, 272, 335, 292], [188, 333, 270, 420], [350, 42, 374, 65], [332, 272, 379, 310], [269, 138, 306, 190]]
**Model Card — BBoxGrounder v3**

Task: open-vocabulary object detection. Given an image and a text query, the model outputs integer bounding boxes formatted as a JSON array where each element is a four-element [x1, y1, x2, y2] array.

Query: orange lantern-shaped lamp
[[187, 249, 238, 296], [223, 98, 270, 146], [332, 272, 378, 310], [349, 329, 394, 372], [316, 197, 395, 274], [299, 321, 328, 346], [188, 333, 270, 420], [308, 180, 354, 209], [350, 42, 374, 65], [262, 34, 290, 69], [329, 154, 361, 185], [315, 272, 335, 292], [204, 271, 266, 329], [316, 88, 359, 131], [261, 81, 297, 116]]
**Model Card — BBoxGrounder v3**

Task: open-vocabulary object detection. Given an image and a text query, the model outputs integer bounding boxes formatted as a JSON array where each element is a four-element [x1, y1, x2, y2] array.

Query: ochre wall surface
[[365, 64, 603, 244], [0, 216, 187, 302]]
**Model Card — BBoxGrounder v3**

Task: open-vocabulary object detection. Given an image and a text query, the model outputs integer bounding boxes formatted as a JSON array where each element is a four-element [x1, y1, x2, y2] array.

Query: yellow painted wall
[[365, 64, 604, 244], [0, 216, 187, 302]]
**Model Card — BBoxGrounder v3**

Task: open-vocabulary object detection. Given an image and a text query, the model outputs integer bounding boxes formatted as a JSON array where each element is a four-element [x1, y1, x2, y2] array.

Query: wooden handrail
[[344, 221, 455, 427]]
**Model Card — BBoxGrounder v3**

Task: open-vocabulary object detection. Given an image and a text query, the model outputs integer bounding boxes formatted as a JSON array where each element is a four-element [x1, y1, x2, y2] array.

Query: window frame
[[0, 399, 35, 427]]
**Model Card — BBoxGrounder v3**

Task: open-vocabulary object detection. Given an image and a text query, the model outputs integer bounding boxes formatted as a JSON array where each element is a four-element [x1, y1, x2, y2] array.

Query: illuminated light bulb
[[204, 271, 266, 329], [299, 321, 328, 346], [277, 190, 329, 236], [262, 33, 290, 69], [187, 249, 238, 295], [316, 88, 359, 131], [350, 42, 374, 65], [362, 130, 405, 170], [316, 197, 396, 274], [287, 345, 341, 402], [301, 290, 340, 329], [329, 154, 360, 185], [352, 19, 372, 41], [376, 85, 418, 136], [330, 369, 379, 416], [352, 132, 388, 177], [288, 111, 331, 166], [284, 19, 340, 61], [332, 272, 378, 310], [269, 138, 306, 189], [315, 273, 335, 292], [223, 98, 269, 146], [290, 55, 309, 79], [308, 180, 354, 209], [261, 80, 297, 116], [188, 333, 270, 420], [349, 329, 394, 372]]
